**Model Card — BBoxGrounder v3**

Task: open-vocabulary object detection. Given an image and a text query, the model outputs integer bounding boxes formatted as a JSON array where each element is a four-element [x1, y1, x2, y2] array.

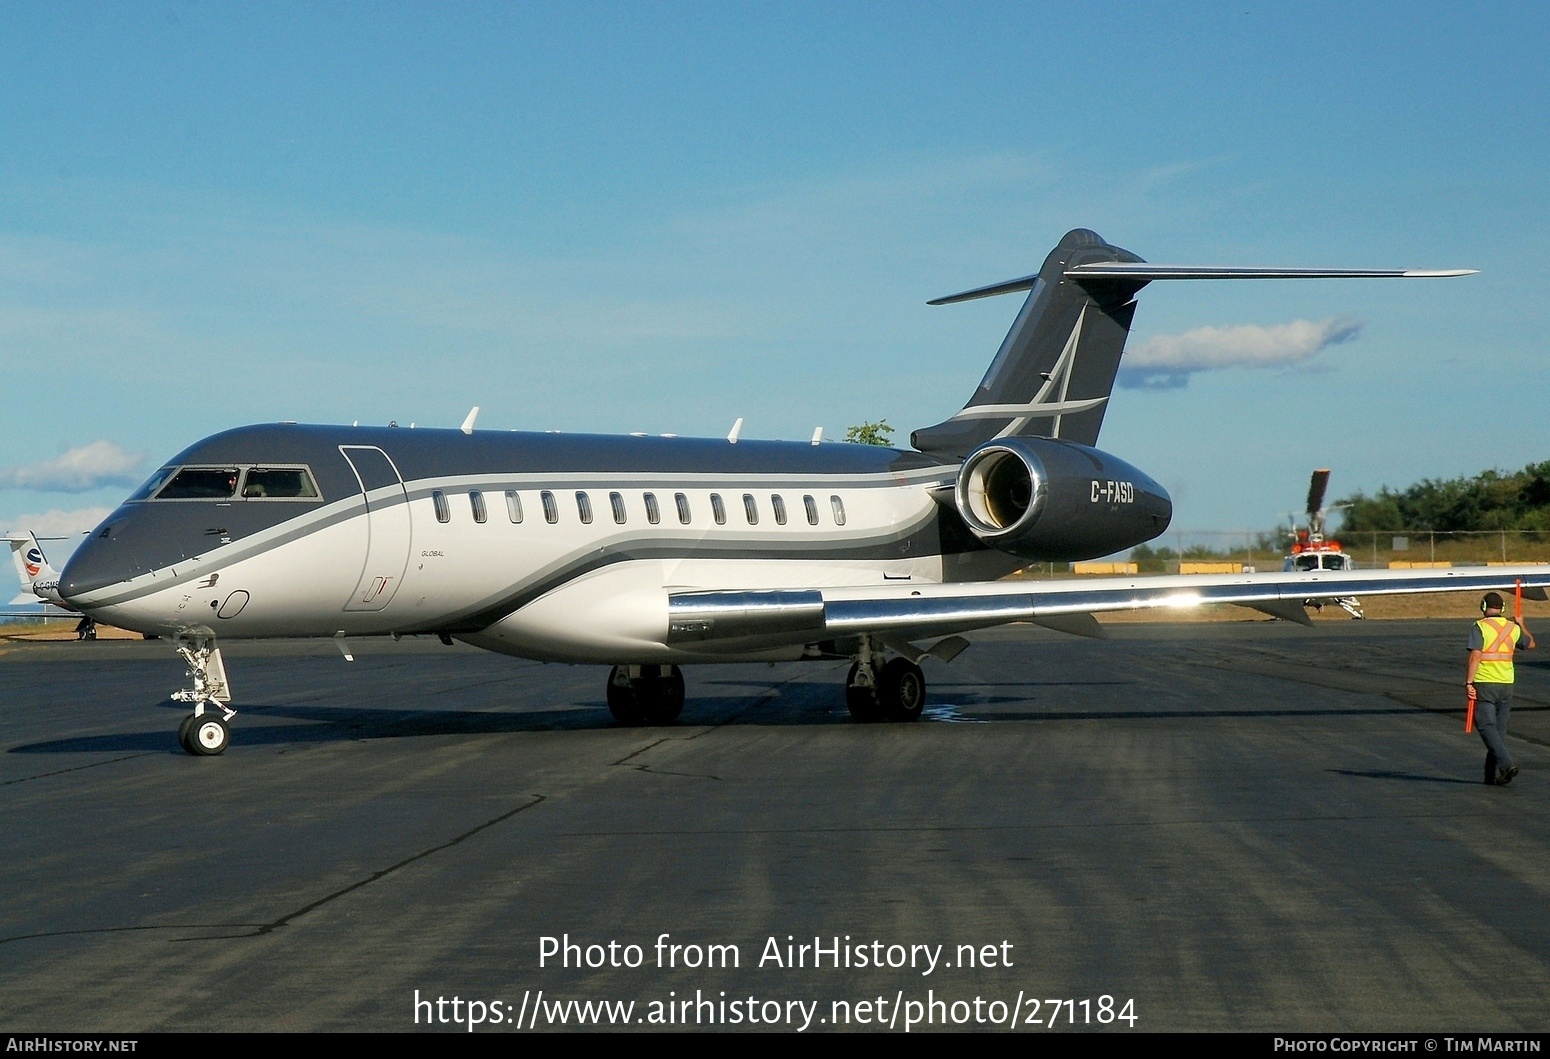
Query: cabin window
[[803, 494, 819, 526], [505, 490, 523, 523], [675, 492, 691, 524], [432, 490, 450, 523], [771, 494, 787, 526], [576, 491, 593, 525], [710, 493, 726, 525], [541, 490, 558, 524], [241, 467, 319, 499], [610, 491, 627, 524], [644, 492, 661, 525], [469, 490, 487, 523], [830, 495, 846, 526], [129, 467, 177, 501], [157, 467, 241, 500], [743, 493, 759, 525]]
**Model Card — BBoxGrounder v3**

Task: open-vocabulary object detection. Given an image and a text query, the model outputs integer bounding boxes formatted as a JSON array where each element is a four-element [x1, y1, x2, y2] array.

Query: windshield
[[241, 468, 319, 499], [156, 467, 240, 500], [127, 467, 177, 502]]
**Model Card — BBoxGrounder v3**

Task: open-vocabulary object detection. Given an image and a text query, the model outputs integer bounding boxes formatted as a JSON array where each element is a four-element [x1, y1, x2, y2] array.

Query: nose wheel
[[172, 636, 235, 755], [179, 714, 230, 755]]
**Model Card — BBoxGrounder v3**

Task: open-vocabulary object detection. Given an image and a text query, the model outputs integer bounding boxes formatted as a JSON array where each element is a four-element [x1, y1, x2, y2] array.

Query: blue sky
[[2, 2, 1547, 552]]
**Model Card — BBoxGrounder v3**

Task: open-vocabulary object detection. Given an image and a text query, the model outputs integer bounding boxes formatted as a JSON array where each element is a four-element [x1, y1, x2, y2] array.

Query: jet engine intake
[[955, 443, 1049, 540], [951, 437, 1172, 561]]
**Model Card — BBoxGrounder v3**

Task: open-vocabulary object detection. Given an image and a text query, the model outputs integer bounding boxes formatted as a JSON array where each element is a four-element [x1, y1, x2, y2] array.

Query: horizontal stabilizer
[[1065, 263, 1477, 281], [929, 264, 1477, 305], [928, 274, 1040, 306]]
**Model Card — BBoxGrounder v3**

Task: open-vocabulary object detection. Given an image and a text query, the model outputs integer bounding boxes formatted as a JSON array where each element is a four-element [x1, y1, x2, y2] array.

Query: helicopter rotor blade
[[1306, 469, 1331, 518]]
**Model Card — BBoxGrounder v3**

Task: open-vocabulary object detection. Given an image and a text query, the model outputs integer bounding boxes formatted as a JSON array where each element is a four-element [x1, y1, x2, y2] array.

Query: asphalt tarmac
[[1, 619, 1547, 1033]]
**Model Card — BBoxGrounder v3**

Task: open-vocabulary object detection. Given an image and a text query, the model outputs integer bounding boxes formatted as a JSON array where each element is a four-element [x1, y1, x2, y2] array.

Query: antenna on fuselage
[[461, 406, 480, 435], [727, 418, 744, 444]]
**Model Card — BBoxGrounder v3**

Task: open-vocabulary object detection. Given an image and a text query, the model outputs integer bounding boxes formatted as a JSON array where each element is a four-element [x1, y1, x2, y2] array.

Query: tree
[[843, 420, 894, 446], [1336, 461, 1550, 533]]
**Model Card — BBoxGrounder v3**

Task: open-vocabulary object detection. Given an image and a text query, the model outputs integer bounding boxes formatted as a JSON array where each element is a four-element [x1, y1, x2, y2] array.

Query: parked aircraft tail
[[7, 532, 61, 605], [910, 228, 1145, 457], [911, 228, 1476, 459]]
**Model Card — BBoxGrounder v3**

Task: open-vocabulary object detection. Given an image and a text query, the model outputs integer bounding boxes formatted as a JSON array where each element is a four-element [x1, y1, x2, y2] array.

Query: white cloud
[[0, 506, 113, 539], [1118, 316, 1364, 390], [0, 442, 144, 492]]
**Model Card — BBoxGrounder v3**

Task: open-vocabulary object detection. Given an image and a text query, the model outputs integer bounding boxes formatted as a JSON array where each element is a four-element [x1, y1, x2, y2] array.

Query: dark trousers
[[1474, 682, 1514, 781]]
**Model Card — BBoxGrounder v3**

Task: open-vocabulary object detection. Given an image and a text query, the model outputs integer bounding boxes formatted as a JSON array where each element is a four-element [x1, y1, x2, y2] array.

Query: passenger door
[[340, 446, 413, 612]]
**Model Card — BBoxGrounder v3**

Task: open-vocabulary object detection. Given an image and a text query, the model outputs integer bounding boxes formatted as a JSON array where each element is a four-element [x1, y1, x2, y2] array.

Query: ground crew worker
[[1466, 592, 1535, 785]]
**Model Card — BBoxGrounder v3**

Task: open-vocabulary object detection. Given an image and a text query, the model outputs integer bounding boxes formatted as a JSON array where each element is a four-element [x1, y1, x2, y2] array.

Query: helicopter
[[1283, 469, 1364, 619]]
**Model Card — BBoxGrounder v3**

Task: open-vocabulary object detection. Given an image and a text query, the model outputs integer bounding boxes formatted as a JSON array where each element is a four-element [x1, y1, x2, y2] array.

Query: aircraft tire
[[640, 666, 685, 725], [606, 666, 646, 725], [177, 712, 197, 751], [188, 717, 230, 756], [845, 662, 882, 723], [879, 658, 926, 723]]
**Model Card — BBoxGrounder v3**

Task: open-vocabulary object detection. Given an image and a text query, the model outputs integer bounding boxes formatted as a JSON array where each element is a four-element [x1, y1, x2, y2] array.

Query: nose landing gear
[[606, 664, 686, 725], [172, 636, 235, 755]]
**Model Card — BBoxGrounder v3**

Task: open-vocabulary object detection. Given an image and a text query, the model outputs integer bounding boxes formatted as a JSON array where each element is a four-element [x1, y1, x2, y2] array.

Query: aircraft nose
[[59, 522, 135, 604]]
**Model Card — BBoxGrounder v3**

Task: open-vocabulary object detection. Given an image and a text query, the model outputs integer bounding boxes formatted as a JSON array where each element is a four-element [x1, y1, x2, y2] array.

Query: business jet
[[57, 228, 1549, 755]]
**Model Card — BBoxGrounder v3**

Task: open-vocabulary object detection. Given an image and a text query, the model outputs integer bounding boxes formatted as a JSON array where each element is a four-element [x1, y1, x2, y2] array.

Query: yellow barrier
[[1388, 561, 1453, 569], [1179, 561, 1242, 574], [1071, 561, 1139, 575]]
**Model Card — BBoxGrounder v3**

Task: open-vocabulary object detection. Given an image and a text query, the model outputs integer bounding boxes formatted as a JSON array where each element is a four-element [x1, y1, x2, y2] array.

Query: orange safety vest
[[1474, 617, 1520, 684]]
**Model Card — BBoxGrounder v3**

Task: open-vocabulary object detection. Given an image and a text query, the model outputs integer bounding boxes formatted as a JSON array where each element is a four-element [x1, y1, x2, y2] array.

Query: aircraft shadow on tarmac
[[7, 686, 1445, 756]]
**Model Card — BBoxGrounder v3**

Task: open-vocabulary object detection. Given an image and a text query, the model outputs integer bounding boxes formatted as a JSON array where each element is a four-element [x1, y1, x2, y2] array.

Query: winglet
[[461, 406, 480, 435], [728, 418, 744, 444], [811, 426, 824, 446]]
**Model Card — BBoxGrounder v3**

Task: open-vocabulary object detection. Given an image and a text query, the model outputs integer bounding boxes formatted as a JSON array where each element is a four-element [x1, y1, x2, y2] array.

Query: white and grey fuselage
[[60, 424, 1168, 664]]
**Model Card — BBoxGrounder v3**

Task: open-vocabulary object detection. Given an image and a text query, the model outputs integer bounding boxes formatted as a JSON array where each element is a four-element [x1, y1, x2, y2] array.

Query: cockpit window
[[128, 467, 177, 501], [241, 468, 320, 499], [156, 467, 241, 499], [1294, 555, 1320, 572]]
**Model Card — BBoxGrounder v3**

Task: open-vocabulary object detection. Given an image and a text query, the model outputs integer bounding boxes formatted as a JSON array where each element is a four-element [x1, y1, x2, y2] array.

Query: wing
[[665, 566, 1550, 651]]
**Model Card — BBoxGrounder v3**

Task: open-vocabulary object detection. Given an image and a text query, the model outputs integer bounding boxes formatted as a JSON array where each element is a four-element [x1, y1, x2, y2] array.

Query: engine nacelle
[[953, 438, 1172, 560]]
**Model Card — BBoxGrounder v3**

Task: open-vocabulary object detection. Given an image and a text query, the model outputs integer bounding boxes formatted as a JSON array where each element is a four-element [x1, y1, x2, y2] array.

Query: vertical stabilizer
[[7, 533, 60, 604], [911, 229, 1147, 458]]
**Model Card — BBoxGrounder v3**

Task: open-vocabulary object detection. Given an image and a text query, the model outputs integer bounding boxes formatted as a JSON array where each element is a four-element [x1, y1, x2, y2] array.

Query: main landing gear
[[607, 664, 686, 726], [845, 636, 926, 723], [172, 636, 235, 756]]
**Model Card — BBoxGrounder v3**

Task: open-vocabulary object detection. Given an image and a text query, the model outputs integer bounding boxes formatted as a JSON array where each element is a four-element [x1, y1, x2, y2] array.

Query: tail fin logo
[[24, 548, 43, 579], [948, 304, 1109, 438]]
